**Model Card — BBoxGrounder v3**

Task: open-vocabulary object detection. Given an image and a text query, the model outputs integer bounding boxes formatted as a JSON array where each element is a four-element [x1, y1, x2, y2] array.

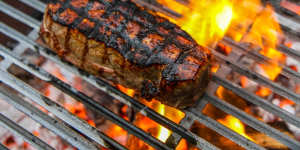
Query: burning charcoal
[[21, 49, 46, 66]]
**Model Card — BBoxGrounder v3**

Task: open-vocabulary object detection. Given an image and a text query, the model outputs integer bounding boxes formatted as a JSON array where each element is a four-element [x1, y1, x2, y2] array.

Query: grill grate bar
[[0, 1, 40, 29], [212, 74, 300, 129], [278, 44, 300, 62], [0, 22, 36, 48], [272, 0, 300, 21], [0, 5, 218, 149], [17, 0, 46, 13], [205, 94, 300, 149], [0, 39, 220, 150], [0, 86, 99, 150], [0, 70, 128, 150], [0, 144, 9, 150], [0, 112, 55, 150], [212, 49, 300, 104], [186, 108, 265, 150], [0, 17, 202, 146], [0, 45, 128, 150], [222, 37, 300, 81], [275, 12, 300, 38], [166, 111, 196, 148]]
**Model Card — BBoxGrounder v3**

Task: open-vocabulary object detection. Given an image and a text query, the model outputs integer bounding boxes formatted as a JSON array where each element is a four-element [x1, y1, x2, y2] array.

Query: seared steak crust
[[40, 0, 211, 108]]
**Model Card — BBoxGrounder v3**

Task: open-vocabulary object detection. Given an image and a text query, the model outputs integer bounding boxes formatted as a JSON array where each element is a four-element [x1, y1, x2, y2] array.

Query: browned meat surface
[[40, 0, 211, 109]]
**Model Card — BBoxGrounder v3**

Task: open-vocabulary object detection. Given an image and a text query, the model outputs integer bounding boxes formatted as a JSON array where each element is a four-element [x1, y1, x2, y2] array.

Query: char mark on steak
[[40, 0, 211, 108]]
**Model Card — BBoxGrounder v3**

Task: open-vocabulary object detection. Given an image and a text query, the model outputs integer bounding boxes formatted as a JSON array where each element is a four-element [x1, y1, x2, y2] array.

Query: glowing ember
[[117, 84, 135, 97], [106, 124, 128, 145], [64, 102, 95, 127], [256, 86, 272, 97], [279, 99, 295, 108], [218, 115, 253, 141], [176, 139, 188, 150], [118, 85, 185, 149], [217, 43, 232, 55], [240, 76, 249, 88], [211, 64, 220, 73], [281, 0, 300, 15]]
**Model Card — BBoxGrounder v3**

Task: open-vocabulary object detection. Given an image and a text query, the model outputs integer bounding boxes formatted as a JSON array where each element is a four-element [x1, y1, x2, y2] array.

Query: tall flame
[[179, 0, 233, 46], [157, 0, 233, 46], [218, 115, 253, 141]]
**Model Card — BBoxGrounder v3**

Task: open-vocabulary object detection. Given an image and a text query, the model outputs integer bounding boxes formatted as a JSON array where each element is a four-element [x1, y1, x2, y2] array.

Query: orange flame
[[157, 0, 233, 47], [235, 4, 285, 81], [158, 0, 285, 82], [118, 85, 185, 149], [117, 84, 135, 97], [179, 0, 233, 46], [218, 115, 253, 141]]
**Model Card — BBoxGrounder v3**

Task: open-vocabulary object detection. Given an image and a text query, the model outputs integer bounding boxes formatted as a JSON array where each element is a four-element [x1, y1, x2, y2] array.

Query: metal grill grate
[[0, 0, 299, 150]]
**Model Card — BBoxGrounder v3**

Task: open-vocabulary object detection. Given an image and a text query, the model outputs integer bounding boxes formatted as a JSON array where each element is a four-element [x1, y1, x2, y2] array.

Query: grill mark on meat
[[41, 0, 211, 108], [49, 0, 210, 70], [64, 28, 71, 57]]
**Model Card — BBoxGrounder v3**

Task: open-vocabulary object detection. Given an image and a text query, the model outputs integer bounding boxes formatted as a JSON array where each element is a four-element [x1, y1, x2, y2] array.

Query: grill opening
[[0, 0, 300, 150]]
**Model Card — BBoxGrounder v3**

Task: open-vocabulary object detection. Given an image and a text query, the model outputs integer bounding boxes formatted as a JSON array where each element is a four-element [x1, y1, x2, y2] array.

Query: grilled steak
[[40, 0, 211, 109]]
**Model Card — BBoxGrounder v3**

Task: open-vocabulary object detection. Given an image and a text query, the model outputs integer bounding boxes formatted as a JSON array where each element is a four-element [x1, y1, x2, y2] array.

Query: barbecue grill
[[0, 0, 300, 149]]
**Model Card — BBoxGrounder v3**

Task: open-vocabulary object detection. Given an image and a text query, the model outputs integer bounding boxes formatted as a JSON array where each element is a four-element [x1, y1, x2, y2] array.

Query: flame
[[119, 86, 184, 149], [157, 0, 188, 15], [157, 0, 233, 46], [211, 64, 220, 73], [237, 4, 285, 81], [157, 104, 171, 142], [216, 86, 253, 141], [218, 115, 253, 141], [180, 0, 233, 46], [158, 0, 285, 82], [241, 5, 282, 49], [117, 84, 135, 97]]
